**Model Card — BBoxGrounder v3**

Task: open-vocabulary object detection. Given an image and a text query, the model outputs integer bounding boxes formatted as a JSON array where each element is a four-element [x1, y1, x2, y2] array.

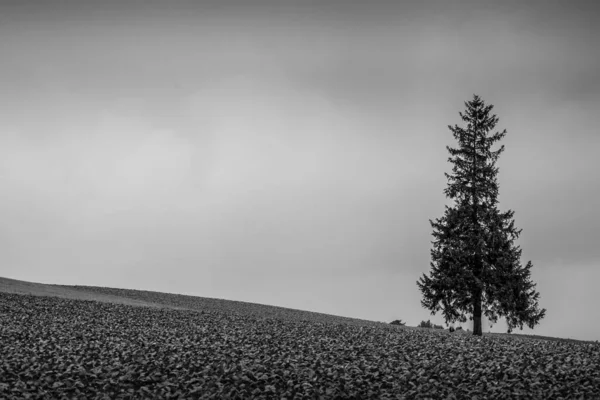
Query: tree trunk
[[473, 288, 483, 336], [470, 107, 483, 337]]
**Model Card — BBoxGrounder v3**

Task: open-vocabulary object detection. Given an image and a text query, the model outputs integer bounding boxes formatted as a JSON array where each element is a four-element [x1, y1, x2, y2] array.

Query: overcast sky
[[1, 0, 599, 341]]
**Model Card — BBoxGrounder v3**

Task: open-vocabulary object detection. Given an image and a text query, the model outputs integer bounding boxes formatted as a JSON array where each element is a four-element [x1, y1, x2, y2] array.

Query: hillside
[[1, 277, 593, 344], [1, 277, 599, 399], [1, 277, 393, 329]]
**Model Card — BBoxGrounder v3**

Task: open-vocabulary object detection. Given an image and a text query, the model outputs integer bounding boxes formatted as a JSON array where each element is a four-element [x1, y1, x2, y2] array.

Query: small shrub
[[418, 320, 433, 328], [449, 327, 455, 332], [418, 320, 444, 329], [389, 319, 406, 326], [456, 326, 463, 331]]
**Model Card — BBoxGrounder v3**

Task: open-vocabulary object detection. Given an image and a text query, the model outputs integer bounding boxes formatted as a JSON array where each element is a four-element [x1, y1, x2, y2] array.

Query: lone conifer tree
[[417, 95, 545, 336]]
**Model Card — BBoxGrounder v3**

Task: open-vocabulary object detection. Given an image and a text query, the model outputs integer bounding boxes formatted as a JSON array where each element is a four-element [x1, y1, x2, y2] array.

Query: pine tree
[[417, 95, 546, 336]]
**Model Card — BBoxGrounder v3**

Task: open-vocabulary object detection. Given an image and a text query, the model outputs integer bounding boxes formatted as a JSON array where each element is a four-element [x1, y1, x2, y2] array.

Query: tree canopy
[[417, 95, 546, 335]]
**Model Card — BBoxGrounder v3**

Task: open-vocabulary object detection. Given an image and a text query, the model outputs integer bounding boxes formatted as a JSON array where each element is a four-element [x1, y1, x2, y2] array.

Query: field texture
[[1, 281, 599, 399]]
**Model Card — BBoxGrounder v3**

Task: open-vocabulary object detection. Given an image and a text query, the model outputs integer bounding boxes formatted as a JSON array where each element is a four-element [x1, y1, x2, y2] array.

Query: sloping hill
[[1, 276, 599, 399], [53, 283, 397, 329], [0, 276, 393, 328], [1, 276, 595, 343], [0, 277, 170, 309], [1, 276, 595, 344]]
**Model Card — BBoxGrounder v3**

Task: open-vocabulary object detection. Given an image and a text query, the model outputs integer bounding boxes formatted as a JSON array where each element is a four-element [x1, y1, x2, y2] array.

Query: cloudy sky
[[1, 0, 599, 341]]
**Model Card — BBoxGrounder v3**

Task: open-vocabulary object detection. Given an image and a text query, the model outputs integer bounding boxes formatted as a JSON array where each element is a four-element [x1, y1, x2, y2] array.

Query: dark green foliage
[[419, 319, 433, 328], [417, 95, 546, 336], [418, 319, 443, 329], [390, 319, 406, 326]]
